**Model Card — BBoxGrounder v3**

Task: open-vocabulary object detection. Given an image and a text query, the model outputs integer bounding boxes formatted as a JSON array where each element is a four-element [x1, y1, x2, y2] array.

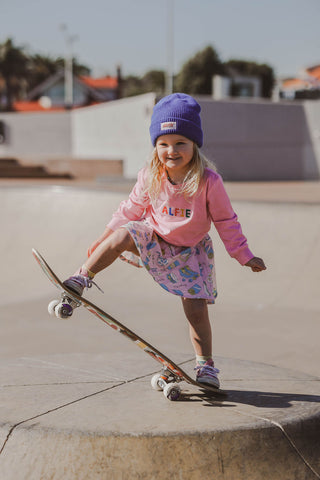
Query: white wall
[[0, 111, 72, 160], [304, 100, 320, 178], [213, 76, 231, 100], [0, 94, 319, 181], [72, 93, 156, 177]]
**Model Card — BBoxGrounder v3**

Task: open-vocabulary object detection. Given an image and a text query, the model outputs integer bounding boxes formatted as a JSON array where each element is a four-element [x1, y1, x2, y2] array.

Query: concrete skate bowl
[[0, 184, 319, 480]]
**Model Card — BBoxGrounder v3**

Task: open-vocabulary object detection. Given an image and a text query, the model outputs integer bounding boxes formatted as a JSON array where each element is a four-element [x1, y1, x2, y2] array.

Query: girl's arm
[[88, 168, 150, 257], [207, 172, 265, 269], [107, 167, 150, 232]]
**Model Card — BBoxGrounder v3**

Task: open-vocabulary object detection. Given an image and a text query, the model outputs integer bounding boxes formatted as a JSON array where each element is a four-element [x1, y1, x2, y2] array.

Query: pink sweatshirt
[[108, 167, 254, 265]]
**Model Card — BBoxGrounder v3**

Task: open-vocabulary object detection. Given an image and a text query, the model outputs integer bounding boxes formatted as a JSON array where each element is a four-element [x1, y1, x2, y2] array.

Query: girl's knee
[[182, 297, 207, 310], [181, 297, 208, 321], [112, 228, 136, 254]]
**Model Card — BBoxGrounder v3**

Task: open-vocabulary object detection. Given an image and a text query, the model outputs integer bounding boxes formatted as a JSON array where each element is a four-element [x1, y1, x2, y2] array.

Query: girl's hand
[[245, 257, 266, 272]]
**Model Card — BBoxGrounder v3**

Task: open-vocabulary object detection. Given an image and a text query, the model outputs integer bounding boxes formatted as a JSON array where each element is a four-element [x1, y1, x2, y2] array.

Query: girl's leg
[[64, 228, 138, 297], [84, 227, 139, 275], [181, 297, 220, 388], [181, 297, 212, 357]]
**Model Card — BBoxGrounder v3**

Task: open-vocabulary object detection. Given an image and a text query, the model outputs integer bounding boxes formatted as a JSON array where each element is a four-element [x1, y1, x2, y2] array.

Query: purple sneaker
[[63, 275, 103, 297], [195, 359, 220, 389]]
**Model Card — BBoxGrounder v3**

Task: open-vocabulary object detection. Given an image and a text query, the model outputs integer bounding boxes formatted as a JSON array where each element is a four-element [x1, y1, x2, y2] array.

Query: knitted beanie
[[149, 93, 203, 147]]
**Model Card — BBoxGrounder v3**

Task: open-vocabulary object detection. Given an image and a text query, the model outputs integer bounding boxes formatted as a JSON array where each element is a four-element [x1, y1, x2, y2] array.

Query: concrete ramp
[[2, 185, 320, 312], [0, 185, 319, 479]]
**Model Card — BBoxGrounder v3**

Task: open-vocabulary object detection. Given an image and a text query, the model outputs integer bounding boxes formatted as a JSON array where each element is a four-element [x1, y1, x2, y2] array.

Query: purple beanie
[[149, 93, 203, 147]]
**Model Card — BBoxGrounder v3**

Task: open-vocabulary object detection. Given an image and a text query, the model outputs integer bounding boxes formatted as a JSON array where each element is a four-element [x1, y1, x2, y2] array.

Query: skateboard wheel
[[151, 373, 164, 391], [48, 300, 60, 316], [55, 302, 73, 319], [163, 383, 181, 401]]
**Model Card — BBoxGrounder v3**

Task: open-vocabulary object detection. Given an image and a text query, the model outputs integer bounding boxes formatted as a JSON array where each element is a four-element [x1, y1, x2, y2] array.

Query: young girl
[[64, 93, 266, 389]]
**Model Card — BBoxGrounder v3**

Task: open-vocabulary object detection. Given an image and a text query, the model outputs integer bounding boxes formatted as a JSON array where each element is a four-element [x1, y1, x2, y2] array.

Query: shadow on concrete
[[180, 389, 320, 409]]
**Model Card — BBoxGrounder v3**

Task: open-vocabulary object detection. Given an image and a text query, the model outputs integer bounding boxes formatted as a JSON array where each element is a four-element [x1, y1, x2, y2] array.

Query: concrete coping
[[0, 354, 319, 480]]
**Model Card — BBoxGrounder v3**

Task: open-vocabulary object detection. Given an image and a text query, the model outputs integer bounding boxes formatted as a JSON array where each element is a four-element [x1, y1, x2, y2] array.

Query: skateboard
[[32, 248, 227, 401]]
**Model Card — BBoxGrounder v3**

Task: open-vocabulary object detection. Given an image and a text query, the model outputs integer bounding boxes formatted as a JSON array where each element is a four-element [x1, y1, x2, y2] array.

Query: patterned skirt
[[120, 221, 218, 304]]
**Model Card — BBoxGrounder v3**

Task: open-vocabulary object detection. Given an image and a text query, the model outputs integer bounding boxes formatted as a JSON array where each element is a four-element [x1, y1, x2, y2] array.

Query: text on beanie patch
[[161, 121, 177, 131]]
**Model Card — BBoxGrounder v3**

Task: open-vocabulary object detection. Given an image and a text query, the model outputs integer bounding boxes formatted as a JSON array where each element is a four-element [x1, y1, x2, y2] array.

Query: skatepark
[[0, 178, 319, 479]]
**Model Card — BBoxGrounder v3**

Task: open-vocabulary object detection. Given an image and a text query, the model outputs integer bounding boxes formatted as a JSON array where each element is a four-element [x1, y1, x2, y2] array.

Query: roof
[[281, 78, 310, 90], [281, 63, 320, 92], [80, 76, 118, 89], [306, 65, 320, 80], [2, 70, 120, 112], [13, 101, 65, 112], [27, 70, 117, 103]]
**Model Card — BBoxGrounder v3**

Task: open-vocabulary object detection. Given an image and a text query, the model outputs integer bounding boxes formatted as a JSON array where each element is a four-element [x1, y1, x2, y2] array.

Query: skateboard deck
[[32, 248, 226, 401]]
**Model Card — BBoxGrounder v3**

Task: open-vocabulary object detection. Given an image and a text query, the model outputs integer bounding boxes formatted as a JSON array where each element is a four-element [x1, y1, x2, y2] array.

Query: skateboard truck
[[151, 368, 182, 401], [48, 293, 81, 319]]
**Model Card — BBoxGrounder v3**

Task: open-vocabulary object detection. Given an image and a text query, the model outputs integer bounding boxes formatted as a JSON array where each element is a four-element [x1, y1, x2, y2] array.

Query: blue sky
[[1, 0, 319, 79]]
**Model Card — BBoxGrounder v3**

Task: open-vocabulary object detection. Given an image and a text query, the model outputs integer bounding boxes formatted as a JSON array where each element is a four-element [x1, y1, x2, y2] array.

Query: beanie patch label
[[161, 121, 177, 131]]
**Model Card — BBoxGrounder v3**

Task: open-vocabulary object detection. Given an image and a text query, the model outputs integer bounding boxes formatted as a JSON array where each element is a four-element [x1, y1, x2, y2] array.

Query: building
[[213, 74, 262, 100], [280, 64, 320, 100], [13, 68, 121, 112]]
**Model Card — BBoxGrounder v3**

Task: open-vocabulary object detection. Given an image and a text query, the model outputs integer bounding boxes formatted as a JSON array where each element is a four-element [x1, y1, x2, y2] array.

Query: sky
[[1, 0, 319, 80]]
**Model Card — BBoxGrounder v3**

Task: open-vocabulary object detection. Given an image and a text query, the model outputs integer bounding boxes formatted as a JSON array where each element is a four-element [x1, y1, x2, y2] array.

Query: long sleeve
[[207, 172, 254, 265], [107, 168, 150, 231]]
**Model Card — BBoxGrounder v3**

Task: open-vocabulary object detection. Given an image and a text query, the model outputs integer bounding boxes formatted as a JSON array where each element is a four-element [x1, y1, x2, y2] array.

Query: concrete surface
[[0, 355, 319, 479], [0, 180, 320, 479]]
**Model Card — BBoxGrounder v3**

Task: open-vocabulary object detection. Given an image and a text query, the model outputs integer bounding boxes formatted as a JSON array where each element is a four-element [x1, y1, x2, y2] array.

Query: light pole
[[165, 0, 174, 95], [60, 24, 78, 109]]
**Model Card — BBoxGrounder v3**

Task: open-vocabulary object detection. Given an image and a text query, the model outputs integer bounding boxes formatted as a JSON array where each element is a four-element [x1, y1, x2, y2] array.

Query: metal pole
[[165, 0, 174, 95], [60, 24, 77, 109], [65, 43, 73, 108]]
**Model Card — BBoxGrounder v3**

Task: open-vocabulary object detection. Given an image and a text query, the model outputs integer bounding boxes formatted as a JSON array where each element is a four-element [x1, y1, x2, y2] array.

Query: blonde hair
[[147, 143, 216, 201]]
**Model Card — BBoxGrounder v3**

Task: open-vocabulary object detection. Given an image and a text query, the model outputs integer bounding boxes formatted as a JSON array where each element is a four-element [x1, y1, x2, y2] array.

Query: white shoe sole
[[197, 377, 220, 389]]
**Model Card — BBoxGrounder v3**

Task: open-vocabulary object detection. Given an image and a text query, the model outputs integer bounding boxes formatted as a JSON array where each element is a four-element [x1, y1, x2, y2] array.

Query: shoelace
[[72, 275, 104, 294], [194, 364, 220, 377]]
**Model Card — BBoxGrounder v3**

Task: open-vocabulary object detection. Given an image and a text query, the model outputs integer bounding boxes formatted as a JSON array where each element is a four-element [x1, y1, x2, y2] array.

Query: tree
[[28, 54, 91, 91], [27, 55, 64, 91], [175, 46, 224, 95], [122, 75, 144, 97], [0, 38, 30, 111], [0, 38, 91, 110], [122, 70, 165, 97], [141, 70, 165, 94], [224, 59, 275, 98]]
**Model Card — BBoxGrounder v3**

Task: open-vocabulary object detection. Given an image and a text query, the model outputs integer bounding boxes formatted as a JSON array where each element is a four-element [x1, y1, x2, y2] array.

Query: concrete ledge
[[0, 158, 72, 179], [45, 158, 124, 179], [0, 355, 319, 479]]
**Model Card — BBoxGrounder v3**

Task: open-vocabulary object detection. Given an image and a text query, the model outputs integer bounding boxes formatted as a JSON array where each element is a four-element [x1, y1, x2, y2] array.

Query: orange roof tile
[[13, 101, 100, 112], [306, 65, 320, 80], [13, 101, 65, 112], [281, 78, 309, 89], [80, 76, 118, 89]]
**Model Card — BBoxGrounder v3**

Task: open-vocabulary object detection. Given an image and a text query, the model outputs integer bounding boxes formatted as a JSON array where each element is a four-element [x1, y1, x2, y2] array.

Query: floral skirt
[[120, 221, 217, 304]]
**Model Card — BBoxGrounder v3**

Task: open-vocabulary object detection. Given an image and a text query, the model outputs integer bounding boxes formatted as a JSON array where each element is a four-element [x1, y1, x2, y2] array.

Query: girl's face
[[156, 134, 194, 179]]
